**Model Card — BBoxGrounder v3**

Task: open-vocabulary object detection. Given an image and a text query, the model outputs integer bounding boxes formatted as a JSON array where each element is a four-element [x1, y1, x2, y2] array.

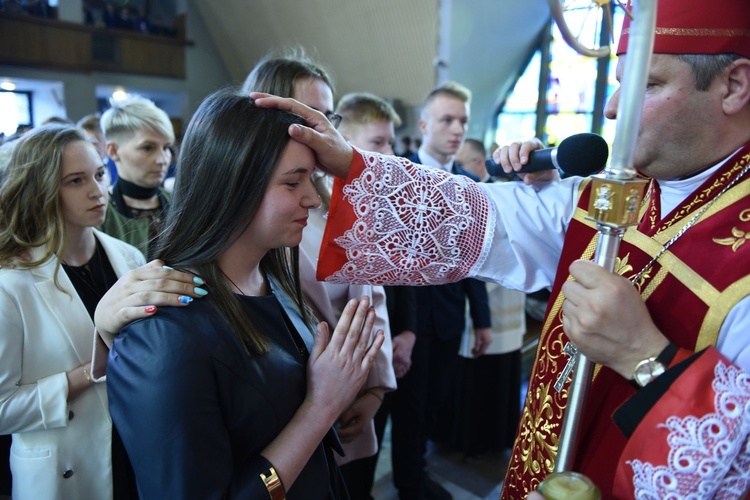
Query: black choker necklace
[[116, 177, 160, 199]]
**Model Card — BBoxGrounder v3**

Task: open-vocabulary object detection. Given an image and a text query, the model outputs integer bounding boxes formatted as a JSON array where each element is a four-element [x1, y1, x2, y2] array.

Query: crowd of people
[[0, 0, 177, 37], [83, 2, 179, 37], [1, 0, 750, 498], [0, 0, 178, 37], [0, 0, 56, 19]]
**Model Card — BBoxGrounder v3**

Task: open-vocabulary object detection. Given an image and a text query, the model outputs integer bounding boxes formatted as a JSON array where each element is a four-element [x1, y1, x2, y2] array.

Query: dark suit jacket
[[406, 152, 481, 182], [405, 153, 490, 339], [384, 286, 418, 336], [107, 284, 346, 499], [414, 280, 491, 340]]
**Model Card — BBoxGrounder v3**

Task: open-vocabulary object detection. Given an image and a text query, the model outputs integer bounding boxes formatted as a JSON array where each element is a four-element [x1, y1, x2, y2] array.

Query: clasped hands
[[305, 296, 385, 425], [95, 263, 384, 428]]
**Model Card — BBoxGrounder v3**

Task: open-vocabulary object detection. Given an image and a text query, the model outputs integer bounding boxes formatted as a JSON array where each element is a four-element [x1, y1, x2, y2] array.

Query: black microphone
[[485, 133, 608, 177]]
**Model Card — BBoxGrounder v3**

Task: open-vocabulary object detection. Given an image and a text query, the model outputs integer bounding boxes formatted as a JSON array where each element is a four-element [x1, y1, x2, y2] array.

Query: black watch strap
[[656, 341, 679, 367]]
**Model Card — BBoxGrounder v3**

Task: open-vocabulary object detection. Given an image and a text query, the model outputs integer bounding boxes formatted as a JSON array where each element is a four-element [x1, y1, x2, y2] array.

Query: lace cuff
[[318, 149, 491, 286]]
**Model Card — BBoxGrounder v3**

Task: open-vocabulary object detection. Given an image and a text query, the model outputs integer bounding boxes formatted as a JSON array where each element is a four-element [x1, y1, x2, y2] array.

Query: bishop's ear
[[722, 58, 750, 115]]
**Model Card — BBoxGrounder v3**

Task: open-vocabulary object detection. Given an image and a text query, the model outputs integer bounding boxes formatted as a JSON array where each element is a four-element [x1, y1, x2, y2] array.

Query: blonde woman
[[0, 125, 147, 498]]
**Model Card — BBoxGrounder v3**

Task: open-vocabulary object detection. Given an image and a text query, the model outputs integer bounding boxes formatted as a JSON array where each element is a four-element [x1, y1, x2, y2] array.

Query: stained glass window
[[495, 7, 625, 152]]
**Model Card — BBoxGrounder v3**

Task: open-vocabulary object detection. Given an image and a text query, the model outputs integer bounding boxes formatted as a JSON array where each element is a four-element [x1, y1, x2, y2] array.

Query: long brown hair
[[155, 87, 315, 354]]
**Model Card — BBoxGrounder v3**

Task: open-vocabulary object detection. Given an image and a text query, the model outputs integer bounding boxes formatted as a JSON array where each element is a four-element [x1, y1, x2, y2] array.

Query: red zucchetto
[[616, 0, 750, 58]]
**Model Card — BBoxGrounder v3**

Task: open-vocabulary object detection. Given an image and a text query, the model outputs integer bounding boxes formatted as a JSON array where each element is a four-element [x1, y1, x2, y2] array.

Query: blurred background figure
[[398, 135, 414, 157], [456, 138, 515, 182], [452, 285, 524, 462], [42, 116, 74, 126], [455, 138, 491, 182], [77, 113, 107, 160]]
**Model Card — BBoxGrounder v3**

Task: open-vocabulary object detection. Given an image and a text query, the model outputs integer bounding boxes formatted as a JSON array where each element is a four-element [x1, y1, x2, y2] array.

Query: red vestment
[[503, 142, 750, 498], [318, 146, 750, 498]]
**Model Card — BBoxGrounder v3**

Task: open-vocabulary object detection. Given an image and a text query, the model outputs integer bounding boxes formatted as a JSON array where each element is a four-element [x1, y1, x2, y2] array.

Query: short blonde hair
[[421, 81, 472, 119], [335, 92, 402, 134], [100, 95, 175, 143]]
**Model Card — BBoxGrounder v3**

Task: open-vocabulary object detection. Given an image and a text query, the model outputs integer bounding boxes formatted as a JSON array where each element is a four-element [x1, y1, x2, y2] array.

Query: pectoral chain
[[555, 161, 750, 393], [630, 162, 750, 285]]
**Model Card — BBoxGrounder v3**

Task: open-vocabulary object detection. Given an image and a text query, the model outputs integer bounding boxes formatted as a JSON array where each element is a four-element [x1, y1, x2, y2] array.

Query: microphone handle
[[484, 147, 559, 176]]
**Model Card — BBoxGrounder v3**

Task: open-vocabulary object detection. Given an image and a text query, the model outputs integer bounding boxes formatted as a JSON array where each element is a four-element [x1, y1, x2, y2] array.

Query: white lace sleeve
[[325, 152, 495, 285]]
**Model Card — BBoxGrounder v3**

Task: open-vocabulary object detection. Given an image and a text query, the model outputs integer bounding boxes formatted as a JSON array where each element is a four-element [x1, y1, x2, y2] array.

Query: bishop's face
[[605, 53, 727, 180]]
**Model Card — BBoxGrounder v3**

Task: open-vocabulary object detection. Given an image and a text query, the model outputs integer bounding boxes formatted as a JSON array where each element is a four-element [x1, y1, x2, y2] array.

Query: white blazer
[[0, 230, 144, 500]]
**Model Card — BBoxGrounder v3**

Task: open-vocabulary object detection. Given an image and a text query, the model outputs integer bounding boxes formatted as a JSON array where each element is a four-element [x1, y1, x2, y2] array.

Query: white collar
[[417, 147, 453, 173], [657, 149, 738, 217]]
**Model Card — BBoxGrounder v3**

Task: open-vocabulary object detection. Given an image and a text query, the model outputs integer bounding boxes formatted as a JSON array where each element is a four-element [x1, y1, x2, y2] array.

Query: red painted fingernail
[[145, 306, 157, 314]]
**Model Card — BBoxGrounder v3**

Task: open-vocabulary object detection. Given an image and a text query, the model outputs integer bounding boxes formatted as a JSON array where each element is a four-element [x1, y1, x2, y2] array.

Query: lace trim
[[472, 183, 497, 276], [327, 152, 491, 285], [628, 361, 750, 499]]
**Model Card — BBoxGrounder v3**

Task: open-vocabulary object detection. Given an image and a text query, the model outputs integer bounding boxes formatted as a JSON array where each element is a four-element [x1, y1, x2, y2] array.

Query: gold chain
[[630, 162, 750, 285]]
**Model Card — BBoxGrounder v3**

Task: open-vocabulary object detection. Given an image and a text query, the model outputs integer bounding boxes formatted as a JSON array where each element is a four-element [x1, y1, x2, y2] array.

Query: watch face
[[634, 358, 666, 387]]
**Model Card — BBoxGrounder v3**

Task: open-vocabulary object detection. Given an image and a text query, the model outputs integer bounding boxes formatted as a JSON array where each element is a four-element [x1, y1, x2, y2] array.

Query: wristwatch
[[632, 357, 666, 387], [632, 342, 678, 388]]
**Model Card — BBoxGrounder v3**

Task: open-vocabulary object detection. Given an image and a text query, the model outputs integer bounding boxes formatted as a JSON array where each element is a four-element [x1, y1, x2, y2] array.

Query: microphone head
[[556, 133, 608, 176]]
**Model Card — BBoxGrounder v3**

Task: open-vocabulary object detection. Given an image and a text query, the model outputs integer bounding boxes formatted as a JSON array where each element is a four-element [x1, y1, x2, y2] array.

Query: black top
[[61, 236, 138, 500], [62, 238, 118, 319], [107, 292, 348, 499], [109, 182, 169, 260]]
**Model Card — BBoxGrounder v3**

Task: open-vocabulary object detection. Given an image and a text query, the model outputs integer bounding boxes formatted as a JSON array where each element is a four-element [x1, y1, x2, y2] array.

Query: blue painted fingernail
[[194, 287, 208, 296], [193, 276, 204, 286], [162, 265, 174, 270], [178, 296, 193, 304]]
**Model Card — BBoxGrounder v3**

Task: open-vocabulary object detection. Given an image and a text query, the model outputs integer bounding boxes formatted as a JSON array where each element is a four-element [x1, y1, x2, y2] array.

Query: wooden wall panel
[[119, 37, 185, 78], [0, 13, 189, 78]]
